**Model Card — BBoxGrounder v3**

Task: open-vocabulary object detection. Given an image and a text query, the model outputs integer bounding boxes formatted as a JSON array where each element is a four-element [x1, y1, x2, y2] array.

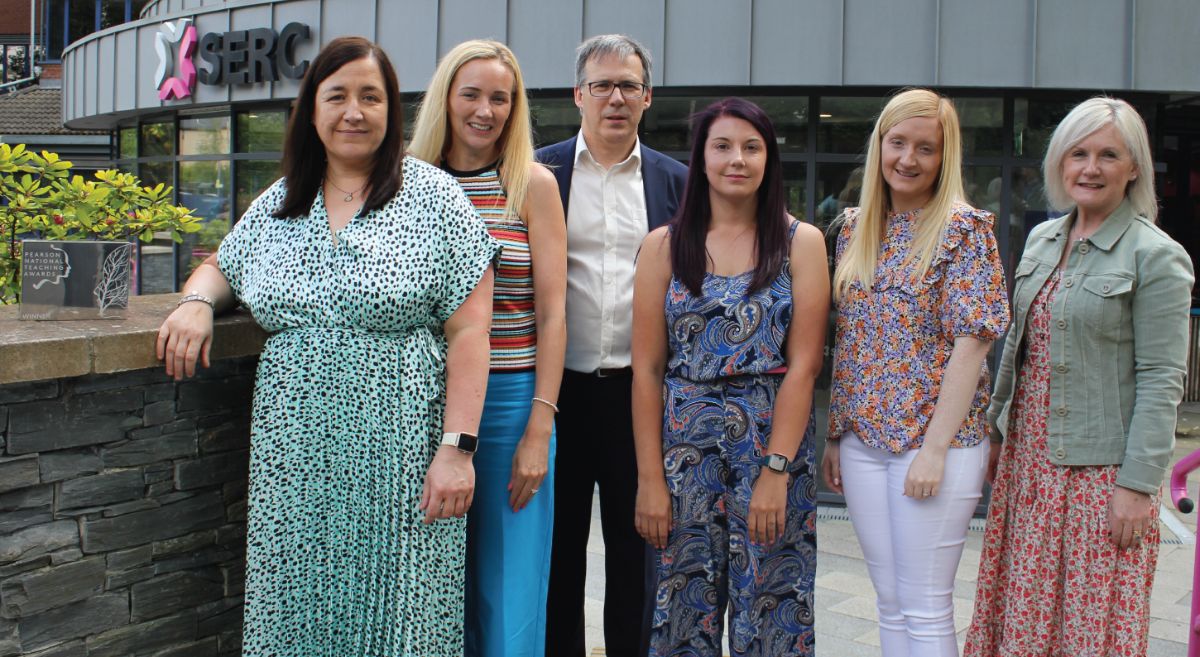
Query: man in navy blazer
[[535, 34, 687, 657]]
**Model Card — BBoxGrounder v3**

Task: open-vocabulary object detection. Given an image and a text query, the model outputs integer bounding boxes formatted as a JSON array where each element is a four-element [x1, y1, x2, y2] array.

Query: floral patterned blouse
[[828, 203, 1010, 453]]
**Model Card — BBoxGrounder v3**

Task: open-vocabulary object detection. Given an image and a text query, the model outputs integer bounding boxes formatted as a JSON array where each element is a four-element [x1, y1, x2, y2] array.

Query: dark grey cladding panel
[[58, 0, 1200, 129], [379, 0, 439, 91], [1035, 0, 1128, 89], [751, 0, 842, 86], [437, 0, 508, 58], [582, 0, 666, 89], [506, 0, 583, 90], [275, 0, 320, 98], [98, 35, 116, 116], [190, 10, 232, 107], [938, 0, 1032, 87], [229, 3, 275, 104], [114, 29, 137, 113], [844, 0, 938, 86], [663, 0, 750, 86], [1135, 0, 1200, 93]]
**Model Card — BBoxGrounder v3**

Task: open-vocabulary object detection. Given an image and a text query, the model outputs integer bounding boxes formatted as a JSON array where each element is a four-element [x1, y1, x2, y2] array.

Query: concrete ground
[[578, 405, 1200, 656]]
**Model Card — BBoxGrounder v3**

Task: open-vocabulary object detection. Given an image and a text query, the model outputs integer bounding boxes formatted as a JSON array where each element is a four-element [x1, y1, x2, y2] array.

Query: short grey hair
[[574, 34, 652, 89], [1042, 96, 1158, 221]]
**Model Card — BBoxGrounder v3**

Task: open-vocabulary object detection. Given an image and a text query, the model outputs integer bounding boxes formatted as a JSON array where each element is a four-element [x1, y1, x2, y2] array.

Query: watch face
[[456, 432, 479, 453], [765, 454, 788, 472]]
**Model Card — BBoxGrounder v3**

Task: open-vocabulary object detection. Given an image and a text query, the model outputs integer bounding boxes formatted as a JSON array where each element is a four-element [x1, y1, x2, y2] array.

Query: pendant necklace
[[326, 178, 366, 202]]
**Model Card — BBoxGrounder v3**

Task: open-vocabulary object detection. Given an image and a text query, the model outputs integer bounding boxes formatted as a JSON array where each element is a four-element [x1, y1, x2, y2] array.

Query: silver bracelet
[[531, 397, 560, 414], [177, 291, 216, 310]]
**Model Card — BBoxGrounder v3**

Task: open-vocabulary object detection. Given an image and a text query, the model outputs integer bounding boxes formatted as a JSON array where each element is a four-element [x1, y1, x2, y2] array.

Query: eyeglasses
[[585, 80, 648, 99]]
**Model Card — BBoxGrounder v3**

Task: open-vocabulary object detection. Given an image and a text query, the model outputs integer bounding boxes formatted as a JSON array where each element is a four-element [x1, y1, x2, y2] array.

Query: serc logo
[[154, 18, 197, 101]]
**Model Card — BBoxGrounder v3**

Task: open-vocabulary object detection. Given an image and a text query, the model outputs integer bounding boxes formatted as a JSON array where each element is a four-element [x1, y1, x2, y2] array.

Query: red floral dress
[[964, 269, 1160, 657]]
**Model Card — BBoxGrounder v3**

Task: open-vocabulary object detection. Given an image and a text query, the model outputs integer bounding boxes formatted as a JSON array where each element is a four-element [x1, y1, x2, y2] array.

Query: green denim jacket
[[987, 200, 1194, 494]]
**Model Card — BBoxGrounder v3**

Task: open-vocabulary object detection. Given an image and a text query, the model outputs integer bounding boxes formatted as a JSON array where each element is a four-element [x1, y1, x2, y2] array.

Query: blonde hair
[[409, 39, 534, 220], [1042, 96, 1156, 221], [832, 88, 965, 301]]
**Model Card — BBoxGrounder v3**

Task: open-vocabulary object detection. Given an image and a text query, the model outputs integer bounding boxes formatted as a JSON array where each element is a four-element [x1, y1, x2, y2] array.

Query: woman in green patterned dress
[[156, 37, 500, 656]]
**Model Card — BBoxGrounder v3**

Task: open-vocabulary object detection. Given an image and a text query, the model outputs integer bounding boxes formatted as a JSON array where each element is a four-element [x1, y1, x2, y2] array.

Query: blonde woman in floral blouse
[[821, 88, 1009, 657]]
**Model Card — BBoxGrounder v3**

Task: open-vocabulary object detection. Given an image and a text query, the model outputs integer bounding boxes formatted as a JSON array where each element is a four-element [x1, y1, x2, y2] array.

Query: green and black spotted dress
[[217, 157, 500, 657]]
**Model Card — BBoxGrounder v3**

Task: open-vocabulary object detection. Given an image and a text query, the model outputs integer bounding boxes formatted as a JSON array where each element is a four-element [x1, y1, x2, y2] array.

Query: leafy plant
[[0, 143, 203, 304]]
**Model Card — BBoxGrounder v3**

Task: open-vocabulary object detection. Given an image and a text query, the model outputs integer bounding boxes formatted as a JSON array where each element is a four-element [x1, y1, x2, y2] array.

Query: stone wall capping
[[0, 294, 267, 386]]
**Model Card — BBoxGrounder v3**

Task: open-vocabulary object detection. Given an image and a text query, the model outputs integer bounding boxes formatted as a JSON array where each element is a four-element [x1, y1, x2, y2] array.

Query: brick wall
[[0, 1, 39, 40], [0, 357, 255, 657]]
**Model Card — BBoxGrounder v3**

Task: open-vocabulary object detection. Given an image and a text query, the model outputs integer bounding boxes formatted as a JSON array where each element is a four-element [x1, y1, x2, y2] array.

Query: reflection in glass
[[814, 162, 864, 231], [180, 116, 231, 156], [177, 161, 231, 283], [68, 0, 95, 47], [140, 122, 175, 157], [531, 99, 582, 149], [817, 97, 883, 154], [1014, 99, 1075, 159], [119, 127, 137, 159], [782, 162, 807, 223], [1007, 166, 1053, 269], [236, 160, 281, 217], [957, 98, 1004, 157], [640, 97, 809, 154], [139, 161, 172, 189], [237, 111, 287, 153]]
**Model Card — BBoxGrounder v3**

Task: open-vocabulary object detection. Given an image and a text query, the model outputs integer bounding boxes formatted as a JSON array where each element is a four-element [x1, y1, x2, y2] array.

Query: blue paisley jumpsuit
[[650, 221, 817, 657]]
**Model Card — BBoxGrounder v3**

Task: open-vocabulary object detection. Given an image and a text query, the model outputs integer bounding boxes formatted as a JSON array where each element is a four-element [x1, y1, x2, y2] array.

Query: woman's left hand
[[904, 446, 947, 499], [421, 446, 475, 524], [1108, 486, 1154, 549], [509, 415, 551, 512], [748, 470, 789, 546]]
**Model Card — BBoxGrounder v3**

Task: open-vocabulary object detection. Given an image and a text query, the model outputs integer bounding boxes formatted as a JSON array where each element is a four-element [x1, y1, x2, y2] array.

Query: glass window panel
[[68, 0, 97, 46], [814, 162, 865, 229], [118, 127, 136, 159], [140, 121, 175, 157], [642, 96, 809, 154], [817, 97, 884, 154], [236, 111, 287, 153], [957, 98, 1004, 157], [1007, 165, 1054, 268], [236, 160, 281, 217], [46, 1, 66, 60], [139, 160, 172, 189], [783, 162, 807, 223], [100, 0, 126, 29], [4, 46, 30, 82], [177, 160, 231, 282], [639, 96, 724, 153], [530, 98, 584, 149], [132, 0, 151, 19], [1014, 99, 1076, 159], [180, 115, 230, 155]]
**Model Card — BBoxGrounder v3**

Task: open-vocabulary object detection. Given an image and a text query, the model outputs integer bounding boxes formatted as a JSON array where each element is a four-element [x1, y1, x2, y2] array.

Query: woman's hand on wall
[[157, 301, 214, 381]]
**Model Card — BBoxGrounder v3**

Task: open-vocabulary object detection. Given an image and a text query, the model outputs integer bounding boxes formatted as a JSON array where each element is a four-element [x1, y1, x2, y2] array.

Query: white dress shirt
[[564, 132, 649, 373]]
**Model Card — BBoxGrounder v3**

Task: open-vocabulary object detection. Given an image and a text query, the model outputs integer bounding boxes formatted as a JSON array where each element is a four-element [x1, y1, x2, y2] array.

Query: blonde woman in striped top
[[410, 39, 567, 657]]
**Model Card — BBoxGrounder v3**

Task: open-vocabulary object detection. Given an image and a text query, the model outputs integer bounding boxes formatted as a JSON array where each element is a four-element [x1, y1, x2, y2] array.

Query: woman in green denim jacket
[[965, 98, 1194, 656]]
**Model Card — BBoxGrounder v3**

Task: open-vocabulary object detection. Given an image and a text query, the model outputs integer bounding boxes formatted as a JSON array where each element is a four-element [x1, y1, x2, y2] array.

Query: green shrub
[[0, 143, 202, 304]]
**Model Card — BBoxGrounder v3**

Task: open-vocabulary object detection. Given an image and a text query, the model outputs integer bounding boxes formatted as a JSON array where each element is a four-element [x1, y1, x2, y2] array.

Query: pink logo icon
[[154, 19, 197, 101]]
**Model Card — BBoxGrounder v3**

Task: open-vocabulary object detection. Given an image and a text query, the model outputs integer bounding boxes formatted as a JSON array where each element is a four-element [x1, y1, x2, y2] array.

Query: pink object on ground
[[1169, 448, 1200, 657]]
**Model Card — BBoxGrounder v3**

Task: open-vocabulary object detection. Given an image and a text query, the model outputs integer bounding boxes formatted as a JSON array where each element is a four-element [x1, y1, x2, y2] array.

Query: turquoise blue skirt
[[465, 370, 556, 657]]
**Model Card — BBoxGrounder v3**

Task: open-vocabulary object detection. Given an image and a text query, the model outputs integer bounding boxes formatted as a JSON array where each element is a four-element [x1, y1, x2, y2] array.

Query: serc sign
[[155, 18, 311, 101]]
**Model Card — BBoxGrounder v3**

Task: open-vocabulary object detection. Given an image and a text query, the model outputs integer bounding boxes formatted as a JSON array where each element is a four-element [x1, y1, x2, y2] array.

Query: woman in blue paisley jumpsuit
[[631, 98, 830, 657]]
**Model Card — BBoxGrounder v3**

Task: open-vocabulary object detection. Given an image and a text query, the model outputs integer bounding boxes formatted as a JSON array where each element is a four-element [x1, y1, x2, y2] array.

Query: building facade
[[57, 0, 1200, 487]]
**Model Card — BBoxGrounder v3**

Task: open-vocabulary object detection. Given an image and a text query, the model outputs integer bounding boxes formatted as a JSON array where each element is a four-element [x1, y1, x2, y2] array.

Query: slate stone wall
[[0, 358, 256, 657]]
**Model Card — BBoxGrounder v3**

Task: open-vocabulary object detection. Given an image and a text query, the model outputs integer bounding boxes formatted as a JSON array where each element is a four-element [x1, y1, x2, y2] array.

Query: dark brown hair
[[273, 36, 404, 219], [670, 98, 789, 295]]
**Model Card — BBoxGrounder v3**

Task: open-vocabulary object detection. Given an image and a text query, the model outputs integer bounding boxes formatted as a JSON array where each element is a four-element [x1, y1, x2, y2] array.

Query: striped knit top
[[444, 162, 537, 371]]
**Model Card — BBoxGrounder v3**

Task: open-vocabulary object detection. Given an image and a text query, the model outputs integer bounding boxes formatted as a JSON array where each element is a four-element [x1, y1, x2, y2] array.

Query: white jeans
[[839, 433, 987, 657]]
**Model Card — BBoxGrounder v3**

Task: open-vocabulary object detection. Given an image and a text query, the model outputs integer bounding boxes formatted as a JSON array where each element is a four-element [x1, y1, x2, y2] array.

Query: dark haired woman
[[631, 97, 829, 656], [156, 37, 500, 656]]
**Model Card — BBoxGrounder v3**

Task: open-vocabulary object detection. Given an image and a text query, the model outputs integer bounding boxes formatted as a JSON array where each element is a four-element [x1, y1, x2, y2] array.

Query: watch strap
[[441, 431, 479, 454]]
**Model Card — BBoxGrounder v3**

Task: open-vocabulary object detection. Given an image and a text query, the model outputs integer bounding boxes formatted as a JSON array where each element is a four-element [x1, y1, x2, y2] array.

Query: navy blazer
[[534, 135, 688, 230]]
